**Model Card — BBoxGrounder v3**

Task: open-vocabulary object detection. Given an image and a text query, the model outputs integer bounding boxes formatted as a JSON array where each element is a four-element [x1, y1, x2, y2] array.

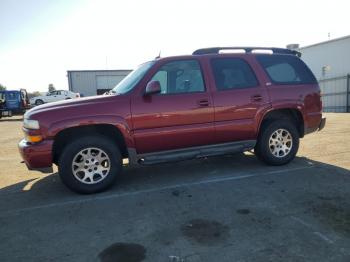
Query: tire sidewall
[[35, 100, 43, 105], [58, 136, 122, 194], [256, 120, 299, 165]]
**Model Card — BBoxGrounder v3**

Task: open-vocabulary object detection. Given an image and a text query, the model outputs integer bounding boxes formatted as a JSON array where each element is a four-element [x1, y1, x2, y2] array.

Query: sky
[[0, 0, 349, 92]]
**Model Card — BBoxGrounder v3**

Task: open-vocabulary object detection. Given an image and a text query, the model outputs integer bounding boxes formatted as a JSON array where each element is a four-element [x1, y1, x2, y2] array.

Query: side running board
[[128, 140, 256, 166]]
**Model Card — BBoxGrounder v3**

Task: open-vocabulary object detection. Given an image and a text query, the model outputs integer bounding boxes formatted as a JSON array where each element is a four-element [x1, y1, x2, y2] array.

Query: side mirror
[[144, 80, 161, 95]]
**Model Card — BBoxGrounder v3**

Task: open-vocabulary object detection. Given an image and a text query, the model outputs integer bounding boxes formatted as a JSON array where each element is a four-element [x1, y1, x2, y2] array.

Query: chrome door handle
[[251, 95, 263, 102], [197, 99, 209, 107]]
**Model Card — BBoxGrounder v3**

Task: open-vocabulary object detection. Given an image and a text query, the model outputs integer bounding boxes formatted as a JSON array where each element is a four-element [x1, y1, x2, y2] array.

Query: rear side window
[[256, 55, 317, 85], [211, 58, 258, 91]]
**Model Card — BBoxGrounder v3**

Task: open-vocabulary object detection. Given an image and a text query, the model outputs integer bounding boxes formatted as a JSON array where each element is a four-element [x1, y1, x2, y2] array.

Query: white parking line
[[313, 232, 334, 244], [291, 216, 334, 244], [1, 165, 314, 217]]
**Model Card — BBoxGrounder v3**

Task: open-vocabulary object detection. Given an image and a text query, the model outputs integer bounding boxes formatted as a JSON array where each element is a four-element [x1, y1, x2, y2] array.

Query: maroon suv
[[19, 47, 326, 193]]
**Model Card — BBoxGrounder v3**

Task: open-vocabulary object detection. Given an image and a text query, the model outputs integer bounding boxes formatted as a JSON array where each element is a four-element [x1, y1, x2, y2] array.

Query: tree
[[0, 83, 6, 91], [48, 83, 56, 93], [27, 91, 42, 99]]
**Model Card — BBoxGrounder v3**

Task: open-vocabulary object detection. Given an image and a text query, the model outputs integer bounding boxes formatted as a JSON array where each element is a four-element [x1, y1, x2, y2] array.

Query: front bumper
[[18, 139, 54, 173]]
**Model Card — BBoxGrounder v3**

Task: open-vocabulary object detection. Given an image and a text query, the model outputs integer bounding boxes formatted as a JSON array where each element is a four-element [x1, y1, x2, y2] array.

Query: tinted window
[[151, 60, 205, 94], [256, 55, 317, 84], [7, 92, 17, 100], [211, 58, 258, 91]]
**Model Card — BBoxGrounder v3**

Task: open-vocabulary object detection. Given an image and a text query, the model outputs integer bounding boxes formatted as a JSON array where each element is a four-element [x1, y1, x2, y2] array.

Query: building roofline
[[67, 69, 132, 73], [299, 34, 350, 50]]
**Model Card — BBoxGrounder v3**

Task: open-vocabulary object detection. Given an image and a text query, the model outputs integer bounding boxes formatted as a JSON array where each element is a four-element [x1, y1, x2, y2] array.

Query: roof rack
[[192, 47, 301, 57]]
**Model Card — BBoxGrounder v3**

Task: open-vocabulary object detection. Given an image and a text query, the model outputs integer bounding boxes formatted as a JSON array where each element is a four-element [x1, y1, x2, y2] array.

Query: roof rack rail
[[192, 47, 301, 57]]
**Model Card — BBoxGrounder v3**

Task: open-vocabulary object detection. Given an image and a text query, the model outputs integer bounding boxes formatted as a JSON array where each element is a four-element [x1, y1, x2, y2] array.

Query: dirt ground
[[0, 113, 349, 262]]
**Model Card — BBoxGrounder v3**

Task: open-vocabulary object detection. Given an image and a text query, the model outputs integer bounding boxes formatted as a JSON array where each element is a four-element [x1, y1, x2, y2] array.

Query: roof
[[67, 69, 132, 73], [0, 90, 21, 93], [299, 34, 350, 50], [193, 47, 301, 56]]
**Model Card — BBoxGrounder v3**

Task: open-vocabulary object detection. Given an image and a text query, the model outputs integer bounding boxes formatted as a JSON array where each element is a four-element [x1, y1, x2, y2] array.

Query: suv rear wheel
[[58, 136, 122, 194], [35, 99, 44, 105], [255, 120, 299, 165]]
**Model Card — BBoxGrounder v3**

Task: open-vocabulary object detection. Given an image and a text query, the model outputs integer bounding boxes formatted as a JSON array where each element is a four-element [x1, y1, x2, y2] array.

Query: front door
[[131, 59, 215, 154], [46, 91, 57, 102]]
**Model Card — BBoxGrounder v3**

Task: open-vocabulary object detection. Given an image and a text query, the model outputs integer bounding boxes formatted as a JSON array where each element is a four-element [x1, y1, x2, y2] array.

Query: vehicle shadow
[[0, 118, 23, 122], [0, 153, 349, 200]]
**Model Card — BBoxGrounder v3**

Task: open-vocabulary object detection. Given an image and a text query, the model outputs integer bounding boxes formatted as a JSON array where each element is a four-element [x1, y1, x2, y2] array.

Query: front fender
[[46, 115, 135, 148]]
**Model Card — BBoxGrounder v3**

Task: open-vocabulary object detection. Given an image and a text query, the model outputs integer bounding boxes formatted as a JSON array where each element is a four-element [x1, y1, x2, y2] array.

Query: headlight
[[23, 118, 40, 130]]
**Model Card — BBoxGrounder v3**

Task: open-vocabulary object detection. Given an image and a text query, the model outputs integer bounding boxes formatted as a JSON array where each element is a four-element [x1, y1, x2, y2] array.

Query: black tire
[[255, 120, 299, 166], [58, 136, 122, 194], [35, 99, 44, 105]]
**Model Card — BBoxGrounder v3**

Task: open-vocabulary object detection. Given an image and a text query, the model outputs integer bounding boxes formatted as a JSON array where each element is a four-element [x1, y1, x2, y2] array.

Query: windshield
[[111, 61, 155, 95]]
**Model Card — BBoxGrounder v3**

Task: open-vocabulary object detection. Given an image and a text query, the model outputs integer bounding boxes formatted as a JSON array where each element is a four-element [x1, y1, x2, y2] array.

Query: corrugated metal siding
[[319, 75, 348, 112], [300, 36, 350, 80], [96, 75, 126, 90], [67, 70, 131, 97], [300, 36, 350, 112]]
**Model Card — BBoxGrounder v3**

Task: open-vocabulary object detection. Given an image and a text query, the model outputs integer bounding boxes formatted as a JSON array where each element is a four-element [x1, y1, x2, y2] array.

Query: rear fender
[[256, 102, 305, 136]]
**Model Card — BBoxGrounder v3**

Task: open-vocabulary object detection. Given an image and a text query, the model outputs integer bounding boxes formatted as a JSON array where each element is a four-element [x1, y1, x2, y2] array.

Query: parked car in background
[[19, 47, 325, 194], [30, 90, 80, 105], [0, 89, 30, 118]]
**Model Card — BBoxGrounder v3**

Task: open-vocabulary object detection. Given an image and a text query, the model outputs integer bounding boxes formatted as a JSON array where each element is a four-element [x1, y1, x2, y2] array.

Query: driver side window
[[151, 60, 205, 94]]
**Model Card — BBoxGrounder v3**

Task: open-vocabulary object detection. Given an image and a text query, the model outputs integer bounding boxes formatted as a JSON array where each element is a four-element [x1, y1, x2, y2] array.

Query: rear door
[[5, 92, 19, 110], [131, 59, 215, 154], [209, 56, 270, 143]]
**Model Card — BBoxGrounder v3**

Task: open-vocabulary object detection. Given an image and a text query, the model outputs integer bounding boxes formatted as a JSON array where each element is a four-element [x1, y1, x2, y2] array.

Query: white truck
[[30, 90, 80, 105]]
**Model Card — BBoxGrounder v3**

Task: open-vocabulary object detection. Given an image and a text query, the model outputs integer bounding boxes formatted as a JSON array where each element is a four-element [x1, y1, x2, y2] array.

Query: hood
[[25, 95, 120, 120]]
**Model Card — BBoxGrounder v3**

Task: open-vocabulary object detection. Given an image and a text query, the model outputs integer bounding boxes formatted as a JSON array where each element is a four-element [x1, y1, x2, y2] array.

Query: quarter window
[[256, 54, 317, 84], [211, 58, 258, 90], [151, 60, 205, 94]]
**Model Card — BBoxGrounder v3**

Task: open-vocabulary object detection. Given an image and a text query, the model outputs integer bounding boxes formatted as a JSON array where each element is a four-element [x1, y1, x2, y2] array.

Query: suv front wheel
[[255, 120, 299, 165], [58, 136, 122, 194]]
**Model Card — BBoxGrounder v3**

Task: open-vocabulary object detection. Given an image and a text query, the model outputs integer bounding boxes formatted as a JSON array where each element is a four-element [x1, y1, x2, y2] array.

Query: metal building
[[67, 70, 132, 97], [298, 35, 350, 112]]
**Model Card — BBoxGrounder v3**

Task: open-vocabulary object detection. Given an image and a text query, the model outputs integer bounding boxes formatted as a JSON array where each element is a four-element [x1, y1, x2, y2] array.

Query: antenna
[[155, 51, 161, 59]]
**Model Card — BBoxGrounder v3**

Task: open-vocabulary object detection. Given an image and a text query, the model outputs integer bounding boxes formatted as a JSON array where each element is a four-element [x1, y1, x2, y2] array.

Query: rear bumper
[[18, 139, 54, 173], [304, 113, 326, 135], [318, 117, 326, 131]]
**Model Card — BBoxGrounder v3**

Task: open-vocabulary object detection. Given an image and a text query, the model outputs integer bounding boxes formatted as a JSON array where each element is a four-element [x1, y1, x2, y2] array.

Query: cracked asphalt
[[0, 113, 349, 262]]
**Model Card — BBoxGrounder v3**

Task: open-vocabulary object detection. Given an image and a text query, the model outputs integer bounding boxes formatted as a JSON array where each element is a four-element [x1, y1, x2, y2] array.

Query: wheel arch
[[52, 124, 129, 165], [258, 107, 305, 138]]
